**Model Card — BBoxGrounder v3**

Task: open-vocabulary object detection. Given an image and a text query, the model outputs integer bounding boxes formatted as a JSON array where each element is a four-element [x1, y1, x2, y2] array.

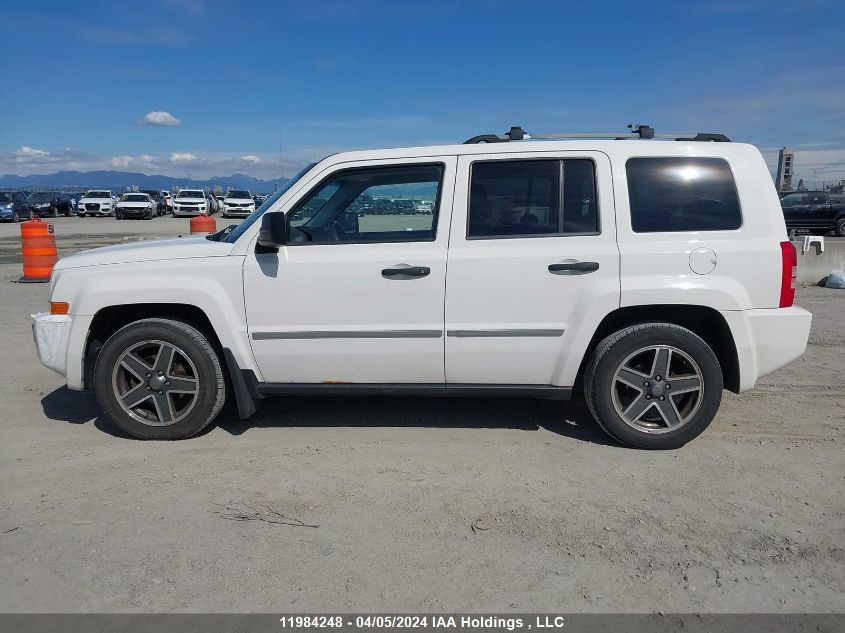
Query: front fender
[[52, 255, 260, 384]]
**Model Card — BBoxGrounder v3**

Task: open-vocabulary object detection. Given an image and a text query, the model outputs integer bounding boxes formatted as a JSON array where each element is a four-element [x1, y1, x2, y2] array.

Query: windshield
[[177, 190, 204, 198], [222, 163, 316, 244], [29, 192, 56, 202], [122, 194, 149, 202], [226, 190, 251, 199], [0, 192, 15, 203], [86, 191, 111, 198]]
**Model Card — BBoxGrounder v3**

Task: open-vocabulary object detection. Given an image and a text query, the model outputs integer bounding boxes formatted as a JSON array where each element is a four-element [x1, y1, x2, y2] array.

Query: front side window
[[626, 157, 742, 232], [286, 164, 443, 244], [780, 193, 805, 206], [467, 159, 598, 238], [807, 192, 826, 205]]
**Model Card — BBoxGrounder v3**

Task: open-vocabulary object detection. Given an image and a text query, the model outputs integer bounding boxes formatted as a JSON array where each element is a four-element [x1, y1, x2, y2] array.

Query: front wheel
[[94, 318, 227, 439], [583, 323, 723, 449], [835, 218, 845, 237], [12, 211, 20, 223]]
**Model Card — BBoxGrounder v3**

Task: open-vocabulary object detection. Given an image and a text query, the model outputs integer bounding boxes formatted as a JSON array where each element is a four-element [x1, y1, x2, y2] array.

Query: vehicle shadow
[[218, 395, 620, 447], [40, 387, 621, 447], [40, 386, 134, 438]]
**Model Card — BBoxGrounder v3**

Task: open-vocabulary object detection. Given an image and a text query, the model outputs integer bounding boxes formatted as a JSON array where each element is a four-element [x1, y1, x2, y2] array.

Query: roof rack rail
[[464, 124, 730, 144]]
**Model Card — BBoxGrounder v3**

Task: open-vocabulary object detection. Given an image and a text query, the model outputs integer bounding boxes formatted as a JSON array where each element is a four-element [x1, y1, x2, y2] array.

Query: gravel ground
[[0, 220, 842, 613]]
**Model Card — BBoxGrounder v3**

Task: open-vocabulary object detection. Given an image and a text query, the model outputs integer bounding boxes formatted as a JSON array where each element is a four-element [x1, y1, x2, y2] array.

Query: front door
[[445, 151, 619, 386], [780, 192, 808, 228], [243, 157, 456, 384]]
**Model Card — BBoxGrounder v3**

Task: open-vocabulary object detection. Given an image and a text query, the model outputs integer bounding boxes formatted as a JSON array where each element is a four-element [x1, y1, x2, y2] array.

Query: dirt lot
[[0, 218, 843, 613]]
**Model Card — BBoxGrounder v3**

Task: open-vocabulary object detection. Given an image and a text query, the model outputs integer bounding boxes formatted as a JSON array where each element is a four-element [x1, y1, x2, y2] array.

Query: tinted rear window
[[468, 159, 598, 238], [626, 158, 741, 232]]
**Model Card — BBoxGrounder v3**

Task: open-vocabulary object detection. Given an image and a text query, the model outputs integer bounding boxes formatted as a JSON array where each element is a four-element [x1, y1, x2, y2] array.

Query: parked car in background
[[780, 190, 845, 236], [206, 192, 219, 215], [21, 191, 74, 218], [0, 191, 32, 222], [221, 189, 255, 217], [77, 190, 115, 217], [116, 193, 156, 220], [160, 191, 173, 213], [69, 192, 85, 215], [172, 189, 208, 216], [139, 190, 167, 216]]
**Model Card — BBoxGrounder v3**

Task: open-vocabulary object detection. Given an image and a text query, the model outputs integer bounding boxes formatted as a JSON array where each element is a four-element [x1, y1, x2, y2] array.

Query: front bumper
[[32, 312, 90, 389], [720, 306, 813, 391], [32, 312, 70, 376], [117, 207, 150, 217]]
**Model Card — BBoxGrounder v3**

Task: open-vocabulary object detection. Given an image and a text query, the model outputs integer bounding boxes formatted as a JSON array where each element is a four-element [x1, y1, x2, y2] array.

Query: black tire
[[51, 206, 59, 218], [583, 322, 723, 449], [94, 318, 226, 440], [12, 211, 20, 223], [835, 218, 845, 238]]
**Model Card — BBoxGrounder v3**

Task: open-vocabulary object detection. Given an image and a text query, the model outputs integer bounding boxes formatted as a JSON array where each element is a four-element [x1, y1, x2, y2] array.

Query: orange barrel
[[190, 214, 217, 234], [19, 219, 57, 283]]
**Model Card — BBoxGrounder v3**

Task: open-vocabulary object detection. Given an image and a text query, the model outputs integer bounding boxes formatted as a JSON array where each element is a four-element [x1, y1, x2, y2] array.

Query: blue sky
[[2, 0, 844, 185]]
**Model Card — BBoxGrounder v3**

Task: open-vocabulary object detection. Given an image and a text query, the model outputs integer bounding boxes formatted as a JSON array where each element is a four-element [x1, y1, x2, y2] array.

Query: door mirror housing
[[257, 212, 288, 251]]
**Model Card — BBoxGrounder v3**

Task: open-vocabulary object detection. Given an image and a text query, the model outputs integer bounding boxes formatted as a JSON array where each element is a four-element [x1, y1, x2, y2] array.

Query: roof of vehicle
[[315, 125, 756, 166]]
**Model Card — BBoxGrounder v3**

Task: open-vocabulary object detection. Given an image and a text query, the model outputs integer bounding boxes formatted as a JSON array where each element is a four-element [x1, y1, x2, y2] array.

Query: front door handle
[[548, 261, 600, 275], [382, 264, 431, 279]]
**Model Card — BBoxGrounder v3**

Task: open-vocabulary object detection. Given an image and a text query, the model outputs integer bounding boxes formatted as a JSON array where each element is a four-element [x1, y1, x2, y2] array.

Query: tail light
[[779, 241, 797, 307]]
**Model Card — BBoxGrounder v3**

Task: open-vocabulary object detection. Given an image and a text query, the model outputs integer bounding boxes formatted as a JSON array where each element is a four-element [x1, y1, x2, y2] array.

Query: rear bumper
[[720, 306, 812, 392]]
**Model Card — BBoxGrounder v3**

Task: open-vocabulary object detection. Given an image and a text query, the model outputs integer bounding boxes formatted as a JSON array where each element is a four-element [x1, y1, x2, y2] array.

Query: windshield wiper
[[206, 224, 237, 241]]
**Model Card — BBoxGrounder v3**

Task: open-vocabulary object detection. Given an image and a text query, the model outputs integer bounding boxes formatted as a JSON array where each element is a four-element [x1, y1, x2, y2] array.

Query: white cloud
[[169, 152, 199, 163], [240, 155, 262, 164], [141, 111, 182, 127], [18, 146, 50, 160], [109, 154, 157, 169]]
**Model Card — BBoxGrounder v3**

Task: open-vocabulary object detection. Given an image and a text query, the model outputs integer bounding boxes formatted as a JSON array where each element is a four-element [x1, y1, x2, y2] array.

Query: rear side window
[[626, 157, 742, 232], [468, 159, 598, 238]]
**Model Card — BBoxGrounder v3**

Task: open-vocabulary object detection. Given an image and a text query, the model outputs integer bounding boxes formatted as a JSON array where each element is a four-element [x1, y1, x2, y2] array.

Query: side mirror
[[257, 212, 287, 251]]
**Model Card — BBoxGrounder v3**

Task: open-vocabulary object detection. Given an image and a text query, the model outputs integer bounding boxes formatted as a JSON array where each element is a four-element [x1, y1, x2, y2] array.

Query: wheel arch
[[575, 304, 740, 393], [84, 303, 222, 389]]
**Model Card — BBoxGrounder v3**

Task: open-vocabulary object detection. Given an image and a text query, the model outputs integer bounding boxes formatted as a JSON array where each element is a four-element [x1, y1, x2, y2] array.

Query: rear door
[[445, 151, 619, 387], [806, 192, 830, 228]]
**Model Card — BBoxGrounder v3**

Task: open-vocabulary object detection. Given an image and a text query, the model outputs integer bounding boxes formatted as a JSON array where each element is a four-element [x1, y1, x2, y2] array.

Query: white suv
[[221, 189, 255, 218], [32, 126, 812, 448], [76, 190, 115, 217], [172, 189, 207, 216]]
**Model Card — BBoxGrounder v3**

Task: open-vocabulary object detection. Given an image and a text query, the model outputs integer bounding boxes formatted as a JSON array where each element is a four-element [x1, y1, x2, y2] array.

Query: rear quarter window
[[626, 157, 742, 232]]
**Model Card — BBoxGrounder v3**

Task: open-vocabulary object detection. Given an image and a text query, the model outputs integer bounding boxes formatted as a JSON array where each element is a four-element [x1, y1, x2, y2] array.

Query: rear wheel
[[584, 323, 723, 449], [94, 318, 226, 439], [835, 218, 845, 237]]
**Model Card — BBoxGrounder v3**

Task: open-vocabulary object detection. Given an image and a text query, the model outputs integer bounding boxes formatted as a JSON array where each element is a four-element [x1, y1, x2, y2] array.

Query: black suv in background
[[780, 190, 845, 237], [21, 191, 74, 217], [139, 190, 168, 216]]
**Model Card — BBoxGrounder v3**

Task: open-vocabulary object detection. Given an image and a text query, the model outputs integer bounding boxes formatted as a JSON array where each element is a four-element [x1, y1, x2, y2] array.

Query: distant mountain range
[[0, 170, 287, 193]]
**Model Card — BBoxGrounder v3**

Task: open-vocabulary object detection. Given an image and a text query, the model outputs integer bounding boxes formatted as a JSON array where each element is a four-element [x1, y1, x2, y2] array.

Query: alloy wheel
[[611, 345, 704, 434], [111, 340, 199, 426]]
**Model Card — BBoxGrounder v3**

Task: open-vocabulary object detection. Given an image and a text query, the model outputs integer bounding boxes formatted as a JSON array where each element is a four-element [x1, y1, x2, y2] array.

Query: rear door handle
[[548, 261, 600, 275], [382, 264, 431, 279]]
